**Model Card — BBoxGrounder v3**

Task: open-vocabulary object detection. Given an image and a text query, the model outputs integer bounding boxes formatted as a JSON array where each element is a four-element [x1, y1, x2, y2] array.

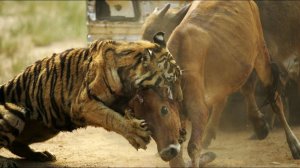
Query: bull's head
[[127, 88, 185, 161]]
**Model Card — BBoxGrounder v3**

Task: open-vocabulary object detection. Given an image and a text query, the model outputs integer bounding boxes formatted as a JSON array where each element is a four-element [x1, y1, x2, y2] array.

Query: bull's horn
[[157, 3, 171, 17], [175, 3, 191, 21], [173, 81, 183, 101]]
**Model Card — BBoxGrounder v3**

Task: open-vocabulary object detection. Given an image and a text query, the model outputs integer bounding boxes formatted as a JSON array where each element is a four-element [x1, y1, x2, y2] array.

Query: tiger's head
[[90, 32, 182, 101]]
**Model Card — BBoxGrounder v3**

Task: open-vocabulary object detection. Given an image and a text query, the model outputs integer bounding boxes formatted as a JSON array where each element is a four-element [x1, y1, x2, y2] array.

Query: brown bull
[[142, 1, 300, 167]]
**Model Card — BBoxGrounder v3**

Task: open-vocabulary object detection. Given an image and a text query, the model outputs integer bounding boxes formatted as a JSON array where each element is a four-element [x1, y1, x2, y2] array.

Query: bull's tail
[[265, 62, 284, 106], [270, 62, 284, 100], [258, 62, 283, 109], [0, 85, 5, 105]]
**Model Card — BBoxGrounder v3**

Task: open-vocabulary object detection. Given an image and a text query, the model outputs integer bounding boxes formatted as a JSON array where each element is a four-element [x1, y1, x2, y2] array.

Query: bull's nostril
[[169, 147, 178, 156], [159, 144, 180, 161]]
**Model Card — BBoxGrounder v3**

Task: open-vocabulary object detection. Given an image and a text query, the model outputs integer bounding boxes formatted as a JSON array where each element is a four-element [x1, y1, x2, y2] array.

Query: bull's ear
[[153, 32, 166, 47]]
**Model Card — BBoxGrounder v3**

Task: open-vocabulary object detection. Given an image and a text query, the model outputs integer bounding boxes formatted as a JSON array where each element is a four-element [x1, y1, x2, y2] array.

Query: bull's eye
[[161, 106, 168, 116]]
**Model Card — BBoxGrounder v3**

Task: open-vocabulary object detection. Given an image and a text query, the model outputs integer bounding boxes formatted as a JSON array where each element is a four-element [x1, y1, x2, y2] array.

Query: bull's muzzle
[[159, 143, 180, 161]]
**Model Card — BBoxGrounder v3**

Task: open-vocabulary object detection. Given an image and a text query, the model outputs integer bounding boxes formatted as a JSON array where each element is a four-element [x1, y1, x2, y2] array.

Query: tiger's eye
[[161, 106, 168, 116], [120, 50, 133, 55]]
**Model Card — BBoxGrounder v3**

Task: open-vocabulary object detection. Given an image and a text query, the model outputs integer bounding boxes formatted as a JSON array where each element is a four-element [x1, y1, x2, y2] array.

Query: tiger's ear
[[153, 32, 166, 47]]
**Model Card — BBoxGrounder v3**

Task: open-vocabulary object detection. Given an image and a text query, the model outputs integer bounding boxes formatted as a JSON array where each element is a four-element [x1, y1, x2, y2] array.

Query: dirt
[[1, 125, 300, 167]]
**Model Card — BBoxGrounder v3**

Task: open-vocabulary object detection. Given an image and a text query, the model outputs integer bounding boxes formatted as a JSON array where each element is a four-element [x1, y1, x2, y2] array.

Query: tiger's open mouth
[[167, 86, 173, 100]]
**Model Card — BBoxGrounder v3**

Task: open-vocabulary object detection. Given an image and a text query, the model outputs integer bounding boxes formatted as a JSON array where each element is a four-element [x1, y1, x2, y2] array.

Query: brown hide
[[127, 88, 182, 161], [143, 1, 264, 103], [169, 1, 263, 107]]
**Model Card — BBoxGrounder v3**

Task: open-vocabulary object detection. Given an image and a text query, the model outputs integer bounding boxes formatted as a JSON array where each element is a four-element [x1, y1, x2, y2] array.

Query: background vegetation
[[0, 1, 86, 83]]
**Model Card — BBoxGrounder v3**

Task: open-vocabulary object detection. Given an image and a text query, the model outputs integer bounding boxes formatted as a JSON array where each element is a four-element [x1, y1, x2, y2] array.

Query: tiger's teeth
[[167, 87, 173, 100]]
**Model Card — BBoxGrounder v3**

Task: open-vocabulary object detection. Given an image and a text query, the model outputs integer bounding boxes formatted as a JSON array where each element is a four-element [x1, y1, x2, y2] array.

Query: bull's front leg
[[183, 74, 209, 167], [71, 90, 151, 150]]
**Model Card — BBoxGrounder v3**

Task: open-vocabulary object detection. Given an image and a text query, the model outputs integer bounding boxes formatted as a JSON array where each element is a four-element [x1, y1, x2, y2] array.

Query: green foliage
[[1, 1, 86, 46], [0, 1, 86, 55], [0, 1, 86, 82]]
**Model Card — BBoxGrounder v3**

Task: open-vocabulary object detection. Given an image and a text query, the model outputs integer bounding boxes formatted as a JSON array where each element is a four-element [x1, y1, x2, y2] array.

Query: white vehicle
[[86, 0, 188, 42]]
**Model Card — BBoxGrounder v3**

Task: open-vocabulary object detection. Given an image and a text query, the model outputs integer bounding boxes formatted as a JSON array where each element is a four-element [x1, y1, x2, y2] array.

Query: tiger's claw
[[124, 118, 151, 150]]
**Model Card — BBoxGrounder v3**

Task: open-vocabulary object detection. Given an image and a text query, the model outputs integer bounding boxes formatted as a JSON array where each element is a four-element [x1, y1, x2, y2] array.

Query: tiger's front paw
[[29, 151, 56, 162], [124, 119, 151, 150]]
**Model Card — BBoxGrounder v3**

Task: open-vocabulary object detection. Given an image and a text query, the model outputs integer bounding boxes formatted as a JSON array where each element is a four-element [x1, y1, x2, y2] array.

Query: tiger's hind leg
[[0, 156, 18, 168], [7, 141, 56, 162], [0, 103, 27, 168]]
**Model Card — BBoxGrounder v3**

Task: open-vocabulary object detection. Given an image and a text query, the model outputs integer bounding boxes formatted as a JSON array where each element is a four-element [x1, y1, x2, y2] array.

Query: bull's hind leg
[[255, 45, 300, 159], [7, 141, 56, 162], [240, 72, 269, 140]]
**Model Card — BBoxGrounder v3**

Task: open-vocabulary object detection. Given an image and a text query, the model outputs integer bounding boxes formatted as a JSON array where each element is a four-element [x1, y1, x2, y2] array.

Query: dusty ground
[[1, 126, 300, 167]]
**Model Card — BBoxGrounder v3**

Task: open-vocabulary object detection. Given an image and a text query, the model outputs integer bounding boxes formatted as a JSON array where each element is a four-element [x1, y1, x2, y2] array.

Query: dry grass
[[0, 1, 86, 83]]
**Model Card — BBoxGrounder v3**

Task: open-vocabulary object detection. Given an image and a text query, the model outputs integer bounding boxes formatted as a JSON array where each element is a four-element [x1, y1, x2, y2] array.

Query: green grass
[[0, 1, 86, 82], [0, 1, 86, 47]]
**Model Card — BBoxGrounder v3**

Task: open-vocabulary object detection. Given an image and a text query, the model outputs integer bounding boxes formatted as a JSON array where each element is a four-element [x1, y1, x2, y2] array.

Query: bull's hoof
[[199, 152, 216, 167], [169, 157, 185, 167], [254, 122, 269, 140], [252, 117, 269, 140], [202, 131, 216, 149], [287, 134, 300, 159]]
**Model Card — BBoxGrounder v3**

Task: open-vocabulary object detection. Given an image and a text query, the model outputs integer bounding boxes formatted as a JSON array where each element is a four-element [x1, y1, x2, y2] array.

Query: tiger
[[0, 32, 182, 166]]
